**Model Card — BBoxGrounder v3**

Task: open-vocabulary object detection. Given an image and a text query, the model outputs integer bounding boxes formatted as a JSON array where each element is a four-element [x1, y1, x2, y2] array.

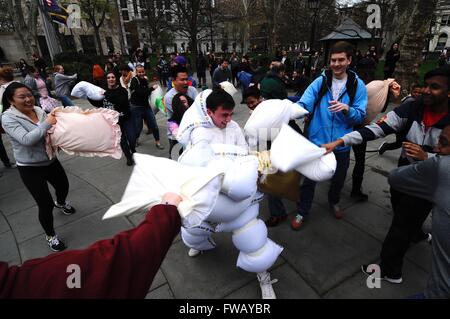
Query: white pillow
[[215, 203, 259, 233], [181, 227, 217, 250], [221, 155, 258, 202], [231, 219, 268, 253], [178, 141, 215, 167], [208, 191, 264, 223], [102, 154, 225, 228], [219, 81, 238, 97], [296, 152, 337, 182], [236, 239, 283, 273], [71, 81, 105, 101], [149, 85, 164, 115], [244, 99, 308, 142], [270, 124, 325, 172]]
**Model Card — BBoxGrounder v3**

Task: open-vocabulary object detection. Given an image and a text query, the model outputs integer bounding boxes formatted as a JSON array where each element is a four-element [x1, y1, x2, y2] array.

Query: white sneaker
[[257, 271, 278, 299], [426, 233, 432, 244], [188, 248, 202, 257]]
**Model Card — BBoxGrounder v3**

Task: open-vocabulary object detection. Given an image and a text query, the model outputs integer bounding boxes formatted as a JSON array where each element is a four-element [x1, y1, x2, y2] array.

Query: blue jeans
[[58, 95, 74, 106], [297, 151, 350, 217], [130, 105, 160, 141], [119, 118, 136, 158]]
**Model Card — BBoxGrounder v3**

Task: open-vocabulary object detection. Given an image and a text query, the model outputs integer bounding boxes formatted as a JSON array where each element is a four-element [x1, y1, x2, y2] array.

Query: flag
[[43, 0, 69, 26]]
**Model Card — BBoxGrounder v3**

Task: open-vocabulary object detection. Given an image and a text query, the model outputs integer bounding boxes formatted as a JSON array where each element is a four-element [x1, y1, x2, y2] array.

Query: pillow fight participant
[[0, 193, 183, 298], [164, 65, 198, 156], [322, 66, 450, 284], [53, 65, 77, 107], [290, 41, 368, 230], [176, 88, 282, 299], [129, 65, 164, 150], [1, 82, 75, 252], [385, 124, 450, 299], [167, 93, 194, 159], [102, 71, 136, 166]]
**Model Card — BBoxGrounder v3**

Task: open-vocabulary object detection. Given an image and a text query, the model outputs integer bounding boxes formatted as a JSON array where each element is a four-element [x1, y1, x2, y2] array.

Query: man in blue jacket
[[291, 41, 368, 230]]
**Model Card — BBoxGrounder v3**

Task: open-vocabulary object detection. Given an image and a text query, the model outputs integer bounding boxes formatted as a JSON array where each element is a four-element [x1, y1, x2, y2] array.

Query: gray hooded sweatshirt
[[1, 106, 53, 166]]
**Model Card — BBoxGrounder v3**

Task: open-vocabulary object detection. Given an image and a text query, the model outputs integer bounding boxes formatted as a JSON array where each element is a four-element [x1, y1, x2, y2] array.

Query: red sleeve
[[0, 205, 181, 299]]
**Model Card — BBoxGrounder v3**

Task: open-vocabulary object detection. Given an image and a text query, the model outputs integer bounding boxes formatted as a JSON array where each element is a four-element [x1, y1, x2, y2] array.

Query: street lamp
[[308, 0, 320, 53]]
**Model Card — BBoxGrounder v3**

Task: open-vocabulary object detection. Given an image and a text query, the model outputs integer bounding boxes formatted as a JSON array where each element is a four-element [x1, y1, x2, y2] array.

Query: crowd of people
[[0, 40, 448, 300]]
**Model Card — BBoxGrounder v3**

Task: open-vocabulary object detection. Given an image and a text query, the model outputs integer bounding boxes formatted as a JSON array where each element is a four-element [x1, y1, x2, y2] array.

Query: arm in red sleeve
[[0, 204, 181, 299]]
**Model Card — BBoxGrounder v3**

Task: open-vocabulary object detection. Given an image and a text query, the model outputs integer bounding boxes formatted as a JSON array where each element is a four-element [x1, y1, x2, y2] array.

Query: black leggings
[[18, 160, 69, 237]]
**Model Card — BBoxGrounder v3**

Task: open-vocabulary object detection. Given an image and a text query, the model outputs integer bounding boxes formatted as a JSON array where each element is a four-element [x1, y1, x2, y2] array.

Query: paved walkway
[[0, 87, 432, 299]]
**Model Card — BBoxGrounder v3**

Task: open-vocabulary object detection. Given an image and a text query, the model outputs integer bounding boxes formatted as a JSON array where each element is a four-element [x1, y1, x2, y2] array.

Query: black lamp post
[[308, 0, 320, 53]]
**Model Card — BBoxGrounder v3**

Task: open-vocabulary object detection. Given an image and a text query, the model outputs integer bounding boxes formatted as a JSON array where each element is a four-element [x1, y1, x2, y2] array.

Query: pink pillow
[[46, 107, 122, 159]]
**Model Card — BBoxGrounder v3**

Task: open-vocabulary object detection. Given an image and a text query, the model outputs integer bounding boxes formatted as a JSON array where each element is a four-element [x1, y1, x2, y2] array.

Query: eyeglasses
[[14, 94, 34, 99]]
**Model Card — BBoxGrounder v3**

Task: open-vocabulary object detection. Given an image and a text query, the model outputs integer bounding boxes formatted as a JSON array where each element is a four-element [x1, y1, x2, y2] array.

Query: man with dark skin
[[323, 67, 450, 283]]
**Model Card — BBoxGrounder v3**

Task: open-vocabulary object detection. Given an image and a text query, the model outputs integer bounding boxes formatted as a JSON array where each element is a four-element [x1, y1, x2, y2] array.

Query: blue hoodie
[[298, 69, 367, 152]]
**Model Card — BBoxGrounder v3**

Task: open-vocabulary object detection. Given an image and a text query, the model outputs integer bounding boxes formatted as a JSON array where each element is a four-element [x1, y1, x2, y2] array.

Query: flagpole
[[38, 0, 62, 63]]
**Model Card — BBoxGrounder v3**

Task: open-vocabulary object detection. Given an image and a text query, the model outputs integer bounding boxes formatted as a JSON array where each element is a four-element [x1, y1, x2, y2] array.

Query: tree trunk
[[7, 0, 38, 58], [190, 35, 198, 73], [94, 27, 104, 56], [396, 0, 438, 94]]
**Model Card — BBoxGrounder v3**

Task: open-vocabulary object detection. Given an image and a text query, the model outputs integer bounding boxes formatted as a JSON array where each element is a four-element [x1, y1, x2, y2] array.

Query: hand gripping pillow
[[236, 239, 283, 273], [149, 85, 165, 115], [215, 203, 259, 233], [244, 99, 308, 142], [270, 124, 325, 172], [45, 107, 122, 159], [295, 152, 337, 182], [364, 79, 397, 124], [232, 219, 268, 254], [71, 81, 105, 101], [221, 155, 259, 202], [103, 153, 225, 229]]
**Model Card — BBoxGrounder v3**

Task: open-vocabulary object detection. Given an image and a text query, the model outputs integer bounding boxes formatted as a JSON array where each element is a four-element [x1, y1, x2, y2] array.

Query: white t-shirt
[[331, 76, 347, 101]]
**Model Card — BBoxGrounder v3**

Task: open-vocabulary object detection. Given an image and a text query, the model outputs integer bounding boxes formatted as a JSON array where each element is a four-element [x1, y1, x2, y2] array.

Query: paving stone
[[0, 211, 10, 234], [19, 209, 132, 261], [324, 260, 429, 299], [0, 231, 21, 265], [149, 269, 168, 292], [225, 263, 320, 299], [161, 232, 284, 299], [8, 185, 112, 243], [145, 284, 174, 299]]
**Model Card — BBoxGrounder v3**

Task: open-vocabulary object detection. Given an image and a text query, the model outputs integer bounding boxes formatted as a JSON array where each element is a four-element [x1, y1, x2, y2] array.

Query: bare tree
[[395, 0, 438, 93], [5, 0, 39, 58], [79, 0, 112, 55], [168, 0, 211, 67], [140, 0, 173, 53], [259, 0, 286, 54]]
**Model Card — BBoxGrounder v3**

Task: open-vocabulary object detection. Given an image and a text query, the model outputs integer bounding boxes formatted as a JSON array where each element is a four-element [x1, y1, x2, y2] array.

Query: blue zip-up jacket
[[298, 69, 367, 152]]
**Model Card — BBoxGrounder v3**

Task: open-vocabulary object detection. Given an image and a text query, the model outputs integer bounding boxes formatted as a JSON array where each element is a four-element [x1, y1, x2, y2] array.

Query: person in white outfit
[[177, 88, 282, 299]]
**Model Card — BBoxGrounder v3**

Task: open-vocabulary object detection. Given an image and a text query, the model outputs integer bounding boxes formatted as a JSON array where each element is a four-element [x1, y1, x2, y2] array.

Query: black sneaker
[[126, 157, 135, 166], [46, 235, 66, 252], [55, 202, 76, 215]]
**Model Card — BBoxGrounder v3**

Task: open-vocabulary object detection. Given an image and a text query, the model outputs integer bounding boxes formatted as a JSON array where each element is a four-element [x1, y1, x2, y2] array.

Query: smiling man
[[290, 41, 367, 230]]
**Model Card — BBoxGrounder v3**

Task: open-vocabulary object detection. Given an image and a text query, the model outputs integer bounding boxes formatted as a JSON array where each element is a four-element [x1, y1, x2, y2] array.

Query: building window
[[437, 33, 448, 51], [80, 35, 97, 55], [133, 0, 138, 15], [122, 10, 129, 21], [120, 0, 127, 9], [441, 15, 450, 26]]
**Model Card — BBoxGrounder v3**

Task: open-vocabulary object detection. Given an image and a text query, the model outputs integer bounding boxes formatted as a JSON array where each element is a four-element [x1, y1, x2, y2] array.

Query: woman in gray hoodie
[[1, 82, 76, 252]]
